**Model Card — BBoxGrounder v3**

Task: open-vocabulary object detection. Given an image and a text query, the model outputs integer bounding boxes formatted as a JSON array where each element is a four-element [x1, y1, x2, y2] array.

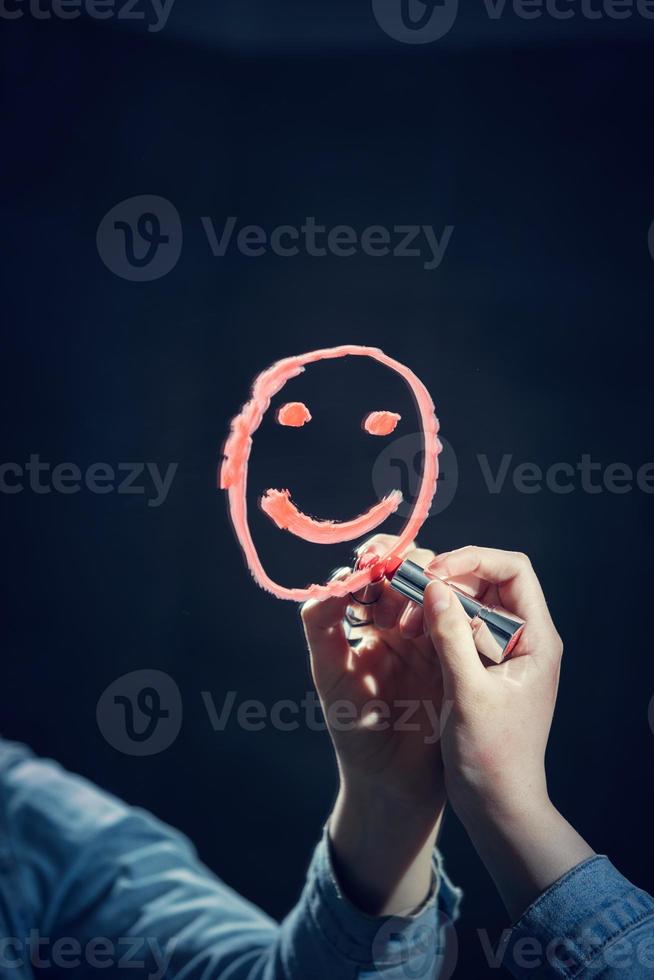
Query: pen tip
[[384, 555, 404, 580]]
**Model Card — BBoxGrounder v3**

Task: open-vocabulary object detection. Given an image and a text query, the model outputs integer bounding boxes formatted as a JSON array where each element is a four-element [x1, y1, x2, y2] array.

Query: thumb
[[424, 579, 485, 695]]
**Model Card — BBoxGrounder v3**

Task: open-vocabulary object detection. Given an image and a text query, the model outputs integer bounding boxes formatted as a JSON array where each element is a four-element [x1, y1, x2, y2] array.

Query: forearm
[[0, 741, 461, 980], [329, 781, 445, 916], [460, 794, 595, 922]]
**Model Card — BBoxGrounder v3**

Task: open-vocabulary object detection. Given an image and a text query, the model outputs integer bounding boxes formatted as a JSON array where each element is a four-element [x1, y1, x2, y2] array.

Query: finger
[[301, 573, 351, 689], [427, 546, 556, 633], [373, 546, 435, 630], [424, 578, 485, 695], [393, 546, 440, 637], [372, 608, 439, 672], [350, 533, 410, 609], [353, 534, 416, 627], [398, 600, 424, 639], [355, 533, 418, 581], [355, 532, 415, 560]]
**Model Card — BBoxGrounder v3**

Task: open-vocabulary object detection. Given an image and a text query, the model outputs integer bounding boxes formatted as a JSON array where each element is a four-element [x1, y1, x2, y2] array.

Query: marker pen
[[385, 557, 525, 663]]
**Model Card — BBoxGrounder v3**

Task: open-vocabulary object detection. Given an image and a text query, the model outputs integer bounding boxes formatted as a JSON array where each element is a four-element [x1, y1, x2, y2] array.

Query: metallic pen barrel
[[387, 559, 525, 662]]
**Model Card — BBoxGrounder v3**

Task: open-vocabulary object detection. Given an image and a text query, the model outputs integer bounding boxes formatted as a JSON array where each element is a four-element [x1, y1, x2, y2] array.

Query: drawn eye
[[276, 402, 312, 427], [363, 411, 401, 436]]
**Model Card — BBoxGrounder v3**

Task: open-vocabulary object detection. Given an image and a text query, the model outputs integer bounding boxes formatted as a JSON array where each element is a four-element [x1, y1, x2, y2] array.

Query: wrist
[[339, 770, 446, 821], [328, 781, 444, 916], [455, 792, 595, 922], [449, 772, 551, 838]]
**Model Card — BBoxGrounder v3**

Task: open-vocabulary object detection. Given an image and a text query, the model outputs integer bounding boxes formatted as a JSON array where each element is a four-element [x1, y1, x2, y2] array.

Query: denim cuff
[[305, 829, 462, 970], [501, 855, 654, 978]]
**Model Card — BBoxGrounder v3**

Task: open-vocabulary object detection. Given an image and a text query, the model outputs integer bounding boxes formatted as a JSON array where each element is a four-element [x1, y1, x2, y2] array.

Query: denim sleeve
[[501, 855, 654, 978], [0, 741, 461, 979]]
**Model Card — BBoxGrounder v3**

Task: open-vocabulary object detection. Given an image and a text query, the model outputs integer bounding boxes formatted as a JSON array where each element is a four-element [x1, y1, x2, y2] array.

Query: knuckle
[[454, 544, 478, 560], [427, 615, 450, 640], [409, 546, 434, 565], [512, 551, 532, 568], [431, 609, 467, 641], [367, 532, 397, 547], [356, 533, 405, 560], [299, 600, 315, 624]]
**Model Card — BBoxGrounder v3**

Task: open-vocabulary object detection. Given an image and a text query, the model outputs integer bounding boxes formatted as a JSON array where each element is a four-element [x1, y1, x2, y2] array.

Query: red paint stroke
[[364, 410, 401, 436], [260, 488, 403, 544], [277, 402, 311, 427]]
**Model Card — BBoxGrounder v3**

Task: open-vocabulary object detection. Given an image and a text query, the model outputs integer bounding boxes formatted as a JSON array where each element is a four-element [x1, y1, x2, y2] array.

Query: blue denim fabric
[[502, 855, 654, 978], [0, 741, 461, 979]]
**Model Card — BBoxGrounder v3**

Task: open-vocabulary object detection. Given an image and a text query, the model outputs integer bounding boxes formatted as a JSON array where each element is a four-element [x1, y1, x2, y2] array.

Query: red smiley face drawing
[[220, 344, 442, 601]]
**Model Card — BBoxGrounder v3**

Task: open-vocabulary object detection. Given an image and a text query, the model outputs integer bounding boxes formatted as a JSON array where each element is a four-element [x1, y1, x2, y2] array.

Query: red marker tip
[[384, 554, 404, 580]]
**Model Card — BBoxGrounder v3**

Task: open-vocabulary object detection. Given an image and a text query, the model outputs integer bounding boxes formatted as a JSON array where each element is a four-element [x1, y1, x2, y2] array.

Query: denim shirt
[[0, 741, 461, 979], [501, 855, 654, 978], [0, 741, 651, 979]]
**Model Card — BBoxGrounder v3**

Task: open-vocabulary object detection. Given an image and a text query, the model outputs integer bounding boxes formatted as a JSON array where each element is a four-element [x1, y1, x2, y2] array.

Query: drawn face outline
[[220, 345, 441, 602]]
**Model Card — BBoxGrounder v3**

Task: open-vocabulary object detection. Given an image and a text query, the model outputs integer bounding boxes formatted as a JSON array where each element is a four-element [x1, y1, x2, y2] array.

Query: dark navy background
[[2, 6, 654, 977]]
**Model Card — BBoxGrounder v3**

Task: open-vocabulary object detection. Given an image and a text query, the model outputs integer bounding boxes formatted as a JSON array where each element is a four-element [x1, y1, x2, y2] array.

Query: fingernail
[[425, 579, 451, 616], [426, 558, 450, 580], [329, 566, 351, 581], [399, 602, 424, 638]]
